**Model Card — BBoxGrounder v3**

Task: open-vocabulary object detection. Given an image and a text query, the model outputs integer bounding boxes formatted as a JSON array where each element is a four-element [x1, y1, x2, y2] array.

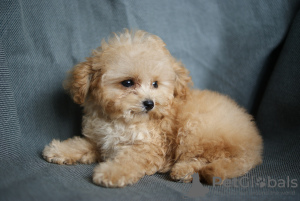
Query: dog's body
[[43, 30, 263, 187]]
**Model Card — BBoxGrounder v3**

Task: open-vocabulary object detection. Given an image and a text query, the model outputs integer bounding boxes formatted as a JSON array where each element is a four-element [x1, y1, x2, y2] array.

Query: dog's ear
[[173, 61, 192, 98], [63, 58, 93, 105]]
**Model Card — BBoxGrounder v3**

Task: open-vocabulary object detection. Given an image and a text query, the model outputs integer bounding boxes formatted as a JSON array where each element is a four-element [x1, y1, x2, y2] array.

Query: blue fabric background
[[1, 1, 300, 200]]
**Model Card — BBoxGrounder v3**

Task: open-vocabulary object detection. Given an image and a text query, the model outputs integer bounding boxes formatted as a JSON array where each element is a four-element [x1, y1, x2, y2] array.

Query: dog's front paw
[[42, 140, 75, 165], [93, 162, 141, 188]]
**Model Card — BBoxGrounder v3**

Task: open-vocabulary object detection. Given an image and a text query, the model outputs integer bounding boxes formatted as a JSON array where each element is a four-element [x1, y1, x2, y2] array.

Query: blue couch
[[1, 1, 300, 200]]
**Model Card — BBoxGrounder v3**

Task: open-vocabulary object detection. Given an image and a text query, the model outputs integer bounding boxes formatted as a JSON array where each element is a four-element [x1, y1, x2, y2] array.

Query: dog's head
[[64, 30, 191, 122]]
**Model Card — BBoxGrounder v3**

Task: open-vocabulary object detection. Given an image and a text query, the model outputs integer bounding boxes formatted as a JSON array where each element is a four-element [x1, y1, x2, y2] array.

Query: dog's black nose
[[143, 100, 154, 111]]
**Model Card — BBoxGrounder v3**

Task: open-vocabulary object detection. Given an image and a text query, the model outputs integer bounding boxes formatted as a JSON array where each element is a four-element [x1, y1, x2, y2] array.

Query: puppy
[[43, 29, 263, 187]]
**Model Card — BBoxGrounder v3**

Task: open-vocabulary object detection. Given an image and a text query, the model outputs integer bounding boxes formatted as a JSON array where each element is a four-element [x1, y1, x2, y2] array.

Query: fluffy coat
[[43, 30, 263, 187]]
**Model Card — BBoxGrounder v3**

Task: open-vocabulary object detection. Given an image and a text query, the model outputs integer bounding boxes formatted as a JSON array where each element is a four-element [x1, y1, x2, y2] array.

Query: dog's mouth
[[122, 108, 150, 123], [128, 100, 155, 114], [130, 107, 153, 115], [125, 103, 168, 122]]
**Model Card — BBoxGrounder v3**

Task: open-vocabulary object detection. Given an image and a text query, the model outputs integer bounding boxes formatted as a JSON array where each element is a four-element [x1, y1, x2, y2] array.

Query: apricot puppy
[[43, 30, 263, 187]]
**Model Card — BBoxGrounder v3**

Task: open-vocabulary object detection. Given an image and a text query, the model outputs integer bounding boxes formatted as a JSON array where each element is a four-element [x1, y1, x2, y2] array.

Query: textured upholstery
[[1, 1, 300, 200]]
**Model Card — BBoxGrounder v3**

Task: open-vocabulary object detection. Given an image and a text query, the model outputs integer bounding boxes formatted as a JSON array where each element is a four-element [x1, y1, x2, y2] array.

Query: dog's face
[[64, 30, 191, 122], [93, 43, 176, 121]]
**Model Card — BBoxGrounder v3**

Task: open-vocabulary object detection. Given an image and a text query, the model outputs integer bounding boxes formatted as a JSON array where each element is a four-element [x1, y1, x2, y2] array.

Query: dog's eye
[[121, 80, 134, 87], [152, 81, 158, 88]]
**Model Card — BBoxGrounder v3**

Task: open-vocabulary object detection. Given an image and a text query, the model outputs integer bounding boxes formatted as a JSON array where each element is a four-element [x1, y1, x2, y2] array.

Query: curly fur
[[43, 29, 263, 187]]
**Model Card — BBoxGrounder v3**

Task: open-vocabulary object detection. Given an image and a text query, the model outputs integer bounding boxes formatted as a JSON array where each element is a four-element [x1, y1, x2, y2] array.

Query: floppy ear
[[63, 58, 93, 105], [173, 60, 192, 98]]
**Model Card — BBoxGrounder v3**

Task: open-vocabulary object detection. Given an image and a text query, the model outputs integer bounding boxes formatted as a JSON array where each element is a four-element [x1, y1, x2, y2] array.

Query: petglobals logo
[[183, 174, 298, 199], [213, 176, 298, 188], [182, 173, 209, 198]]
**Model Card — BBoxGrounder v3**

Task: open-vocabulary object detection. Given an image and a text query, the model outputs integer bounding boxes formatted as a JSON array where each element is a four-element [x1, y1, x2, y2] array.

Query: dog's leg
[[170, 154, 206, 183], [43, 136, 99, 165], [93, 144, 165, 187], [199, 156, 262, 185], [171, 139, 262, 184]]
